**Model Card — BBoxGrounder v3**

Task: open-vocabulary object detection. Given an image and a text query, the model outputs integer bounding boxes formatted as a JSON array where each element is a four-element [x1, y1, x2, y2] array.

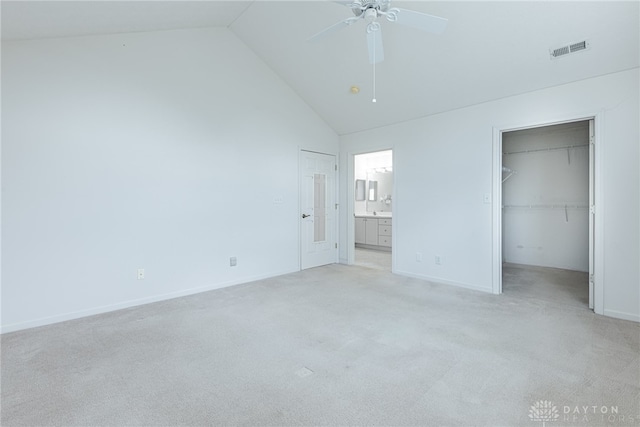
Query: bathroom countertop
[[355, 213, 392, 219]]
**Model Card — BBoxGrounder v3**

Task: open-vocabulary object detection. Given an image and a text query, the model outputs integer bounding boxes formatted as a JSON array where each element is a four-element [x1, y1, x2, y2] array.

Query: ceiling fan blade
[[366, 26, 384, 64], [308, 17, 360, 43], [393, 8, 448, 34], [334, 1, 365, 11]]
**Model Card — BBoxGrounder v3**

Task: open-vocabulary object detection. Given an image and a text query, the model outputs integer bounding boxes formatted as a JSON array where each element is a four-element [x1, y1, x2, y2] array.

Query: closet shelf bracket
[[502, 166, 517, 183]]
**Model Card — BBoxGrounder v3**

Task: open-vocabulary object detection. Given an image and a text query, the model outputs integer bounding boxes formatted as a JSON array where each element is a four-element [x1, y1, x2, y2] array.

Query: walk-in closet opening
[[354, 150, 393, 271], [501, 120, 593, 309]]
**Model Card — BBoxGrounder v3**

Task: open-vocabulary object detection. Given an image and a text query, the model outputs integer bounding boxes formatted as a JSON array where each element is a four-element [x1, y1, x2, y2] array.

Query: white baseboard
[[7, 268, 634, 334], [393, 270, 492, 293], [602, 309, 640, 323], [1, 268, 299, 334]]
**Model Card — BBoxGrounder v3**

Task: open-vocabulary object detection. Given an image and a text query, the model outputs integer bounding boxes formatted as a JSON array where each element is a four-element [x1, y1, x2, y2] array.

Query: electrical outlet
[[435, 255, 442, 265], [230, 257, 237, 267], [416, 252, 423, 262], [137, 268, 145, 280]]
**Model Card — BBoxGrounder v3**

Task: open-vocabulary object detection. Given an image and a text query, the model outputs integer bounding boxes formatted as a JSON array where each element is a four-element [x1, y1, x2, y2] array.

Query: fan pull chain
[[372, 61, 377, 103], [372, 30, 377, 103]]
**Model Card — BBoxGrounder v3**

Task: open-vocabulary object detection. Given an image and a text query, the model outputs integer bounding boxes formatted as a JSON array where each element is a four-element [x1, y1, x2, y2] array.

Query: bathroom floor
[[354, 247, 391, 271]]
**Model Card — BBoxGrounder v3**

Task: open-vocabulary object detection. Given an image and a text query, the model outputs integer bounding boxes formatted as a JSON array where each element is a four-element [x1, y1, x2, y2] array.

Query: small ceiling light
[[350, 86, 360, 94]]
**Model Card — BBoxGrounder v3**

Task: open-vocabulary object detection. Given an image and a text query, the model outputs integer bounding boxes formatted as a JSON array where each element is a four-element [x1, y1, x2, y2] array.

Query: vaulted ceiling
[[3, 1, 639, 135]]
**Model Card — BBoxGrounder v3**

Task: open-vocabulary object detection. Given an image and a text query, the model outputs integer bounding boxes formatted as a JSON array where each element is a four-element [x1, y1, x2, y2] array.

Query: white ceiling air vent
[[549, 39, 590, 59]]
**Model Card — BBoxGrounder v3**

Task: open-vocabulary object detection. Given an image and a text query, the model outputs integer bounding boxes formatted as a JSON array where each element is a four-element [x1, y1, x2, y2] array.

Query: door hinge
[[335, 203, 339, 210], [334, 164, 337, 171], [590, 205, 596, 214], [335, 243, 338, 249], [589, 274, 594, 284]]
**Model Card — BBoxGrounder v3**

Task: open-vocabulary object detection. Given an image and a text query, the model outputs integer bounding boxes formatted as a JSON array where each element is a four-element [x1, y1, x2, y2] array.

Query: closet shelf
[[503, 204, 588, 209], [503, 144, 589, 155]]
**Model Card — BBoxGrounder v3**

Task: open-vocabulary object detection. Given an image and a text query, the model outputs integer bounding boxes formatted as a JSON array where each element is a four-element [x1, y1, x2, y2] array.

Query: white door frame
[[299, 149, 339, 270], [346, 147, 395, 269], [491, 112, 604, 315]]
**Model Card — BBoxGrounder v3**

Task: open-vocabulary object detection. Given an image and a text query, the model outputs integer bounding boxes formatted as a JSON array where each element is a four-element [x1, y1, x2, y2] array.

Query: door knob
[[302, 213, 311, 218]]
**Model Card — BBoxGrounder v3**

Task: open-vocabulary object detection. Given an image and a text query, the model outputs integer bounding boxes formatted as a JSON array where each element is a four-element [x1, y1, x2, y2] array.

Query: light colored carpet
[[503, 262, 589, 309], [2, 263, 638, 426]]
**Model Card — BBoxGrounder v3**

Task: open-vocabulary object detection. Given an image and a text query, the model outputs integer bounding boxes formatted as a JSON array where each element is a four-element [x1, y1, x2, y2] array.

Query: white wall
[[339, 68, 639, 322], [502, 122, 590, 272], [1, 27, 338, 332]]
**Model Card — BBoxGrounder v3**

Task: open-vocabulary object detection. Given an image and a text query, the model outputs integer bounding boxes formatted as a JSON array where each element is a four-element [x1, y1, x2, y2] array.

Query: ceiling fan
[[309, 0, 448, 64]]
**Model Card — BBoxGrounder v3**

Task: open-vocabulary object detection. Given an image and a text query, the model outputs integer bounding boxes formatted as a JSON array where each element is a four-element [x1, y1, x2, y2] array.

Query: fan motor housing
[[352, 0, 391, 17]]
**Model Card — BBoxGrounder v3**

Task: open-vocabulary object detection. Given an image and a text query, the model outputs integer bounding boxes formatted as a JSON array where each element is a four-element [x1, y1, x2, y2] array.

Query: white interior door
[[300, 150, 337, 269], [588, 119, 595, 309]]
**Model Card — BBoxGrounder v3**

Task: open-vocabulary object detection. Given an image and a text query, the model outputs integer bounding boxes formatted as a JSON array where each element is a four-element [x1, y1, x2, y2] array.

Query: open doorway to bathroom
[[354, 150, 393, 271]]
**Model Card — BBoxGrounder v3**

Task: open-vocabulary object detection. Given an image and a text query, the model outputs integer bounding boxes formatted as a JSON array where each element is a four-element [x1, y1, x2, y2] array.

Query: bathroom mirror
[[366, 172, 393, 213], [368, 181, 378, 201], [355, 179, 366, 201]]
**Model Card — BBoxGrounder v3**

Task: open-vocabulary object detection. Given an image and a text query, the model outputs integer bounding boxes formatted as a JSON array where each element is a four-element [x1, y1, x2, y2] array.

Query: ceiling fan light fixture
[[364, 8, 378, 23], [350, 86, 360, 94], [309, 0, 448, 65], [383, 8, 399, 22]]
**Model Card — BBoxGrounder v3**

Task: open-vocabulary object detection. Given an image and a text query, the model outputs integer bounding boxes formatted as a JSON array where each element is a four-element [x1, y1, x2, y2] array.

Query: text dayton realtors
[[562, 405, 635, 424]]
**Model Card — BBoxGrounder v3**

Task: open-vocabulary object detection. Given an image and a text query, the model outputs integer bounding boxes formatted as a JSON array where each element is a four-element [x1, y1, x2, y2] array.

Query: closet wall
[[502, 121, 590, 272]]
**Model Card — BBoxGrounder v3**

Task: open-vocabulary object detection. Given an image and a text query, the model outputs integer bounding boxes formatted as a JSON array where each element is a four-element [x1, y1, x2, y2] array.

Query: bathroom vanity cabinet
[[355, 216, 392, 249]]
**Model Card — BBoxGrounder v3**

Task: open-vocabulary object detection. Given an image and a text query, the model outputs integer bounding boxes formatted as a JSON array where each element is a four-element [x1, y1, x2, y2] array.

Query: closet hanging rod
[[503, 144, 589, 155], [502, 204, 589, 209]]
